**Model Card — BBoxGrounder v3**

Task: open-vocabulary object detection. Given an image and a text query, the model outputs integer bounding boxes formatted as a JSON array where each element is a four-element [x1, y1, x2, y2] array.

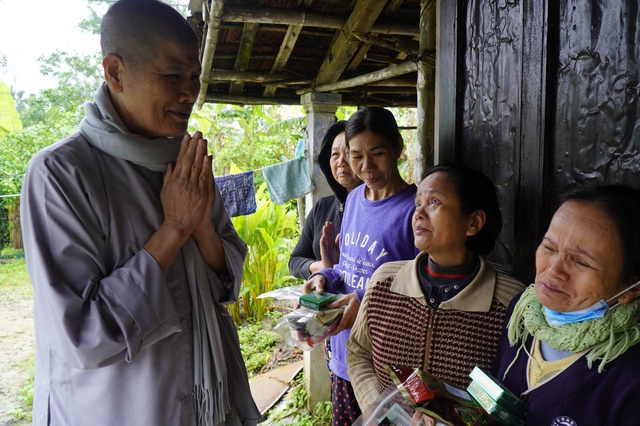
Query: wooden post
[[434, 0, 462, 164], [416, 0, 436, 180], [8, 197, 22, 250]]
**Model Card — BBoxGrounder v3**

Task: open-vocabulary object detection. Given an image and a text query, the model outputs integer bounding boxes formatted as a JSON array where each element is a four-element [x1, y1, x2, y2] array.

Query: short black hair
[[558, 184, 640, 283], [318, 120, 347, 173], [318, 120, 348, 200], [423, 163, 502, 255], [100, 0, 198, 70], [344, 106, 402, 152]]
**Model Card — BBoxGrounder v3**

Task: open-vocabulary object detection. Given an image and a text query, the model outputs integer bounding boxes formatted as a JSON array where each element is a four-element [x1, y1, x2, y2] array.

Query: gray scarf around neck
[[79, 82, 229, 425], [79, 82, 182, 172]]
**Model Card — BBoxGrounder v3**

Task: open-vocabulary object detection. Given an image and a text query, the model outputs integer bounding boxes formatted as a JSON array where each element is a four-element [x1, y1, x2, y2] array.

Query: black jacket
[[288, 120, 352, 279]]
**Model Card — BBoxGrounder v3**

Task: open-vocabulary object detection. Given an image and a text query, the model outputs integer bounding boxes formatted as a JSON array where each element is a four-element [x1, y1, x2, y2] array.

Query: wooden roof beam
[[301, 58, 433, 94], [204, 93, 300, 105], [221, 5, 419, 37], [263, 24, 303, 97], [263, 0, 315, 97], [196, 0, 224, 109], [313, 0, 387, 86], [347, 0, 404, 72], [204, 69, 311, 85], [351, 32, 419, 56], [229, 22, 259, 95]]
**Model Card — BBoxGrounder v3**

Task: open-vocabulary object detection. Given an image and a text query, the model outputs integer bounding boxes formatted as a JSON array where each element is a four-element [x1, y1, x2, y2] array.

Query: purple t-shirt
[[316, 183, 419, 381]]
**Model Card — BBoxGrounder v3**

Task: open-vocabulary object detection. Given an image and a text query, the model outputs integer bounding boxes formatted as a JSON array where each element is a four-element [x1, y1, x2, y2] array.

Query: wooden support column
[[416, 0, 436, 180], [300, 92, 343, 210], [434, 0, 463, 163], [299, 91, 341, 410]]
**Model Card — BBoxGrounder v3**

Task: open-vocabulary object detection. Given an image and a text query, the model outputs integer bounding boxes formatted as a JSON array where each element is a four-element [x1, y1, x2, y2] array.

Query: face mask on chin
[[544, 279, 640, 326]]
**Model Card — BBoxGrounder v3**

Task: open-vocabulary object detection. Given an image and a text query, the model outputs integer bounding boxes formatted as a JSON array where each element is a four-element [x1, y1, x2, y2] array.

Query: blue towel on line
[[214, 170, 257, 217], [261, 157, 313, 204]]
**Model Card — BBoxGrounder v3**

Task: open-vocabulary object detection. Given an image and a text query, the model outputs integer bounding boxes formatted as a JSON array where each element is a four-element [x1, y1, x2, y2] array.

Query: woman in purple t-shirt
[[303, 106, 418, 426]]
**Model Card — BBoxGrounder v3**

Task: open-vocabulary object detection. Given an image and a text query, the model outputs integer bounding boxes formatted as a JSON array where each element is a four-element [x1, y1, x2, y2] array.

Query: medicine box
[[299, 291, 337, 310]]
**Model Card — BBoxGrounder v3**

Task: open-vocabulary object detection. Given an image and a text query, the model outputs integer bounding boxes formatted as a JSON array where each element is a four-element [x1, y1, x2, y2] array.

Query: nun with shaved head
[[20, 1, 259, 425]]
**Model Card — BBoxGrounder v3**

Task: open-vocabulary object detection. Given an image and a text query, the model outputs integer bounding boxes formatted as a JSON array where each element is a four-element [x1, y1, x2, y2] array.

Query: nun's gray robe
[[21, 133, 257, 425]]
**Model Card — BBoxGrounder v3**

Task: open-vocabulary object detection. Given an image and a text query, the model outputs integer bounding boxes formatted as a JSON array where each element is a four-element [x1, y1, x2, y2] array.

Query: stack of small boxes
[[466, 366, 527, 425]]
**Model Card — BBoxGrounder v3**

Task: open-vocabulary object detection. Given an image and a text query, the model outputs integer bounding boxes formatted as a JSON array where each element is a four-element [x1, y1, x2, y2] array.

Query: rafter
[[303, 60, 422, 94], [263, 24, 303, 97], [229, 22, 259, 95], [313, 0, 386, 86], [347, 0, 406, 72], [204, 69, 310, 84], [221, 5, 419, 36]]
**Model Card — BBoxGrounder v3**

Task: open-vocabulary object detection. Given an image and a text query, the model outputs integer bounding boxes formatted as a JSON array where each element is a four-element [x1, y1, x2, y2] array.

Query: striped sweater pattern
[[367, 276, 507, 391]]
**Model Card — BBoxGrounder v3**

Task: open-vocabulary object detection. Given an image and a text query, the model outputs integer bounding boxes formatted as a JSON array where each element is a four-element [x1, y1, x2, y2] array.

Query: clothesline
[[215, 156, 313, 217], [223, 138, 307, 175], [0, 157, 311, 218]]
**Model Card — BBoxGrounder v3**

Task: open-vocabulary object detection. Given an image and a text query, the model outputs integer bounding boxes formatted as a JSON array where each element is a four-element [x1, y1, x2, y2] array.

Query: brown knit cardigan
[[346, 253, 524, 409]]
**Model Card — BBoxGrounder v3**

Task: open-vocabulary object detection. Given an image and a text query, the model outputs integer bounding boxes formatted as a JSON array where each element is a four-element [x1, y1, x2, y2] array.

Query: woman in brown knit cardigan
[[346, 163, 524, 414]]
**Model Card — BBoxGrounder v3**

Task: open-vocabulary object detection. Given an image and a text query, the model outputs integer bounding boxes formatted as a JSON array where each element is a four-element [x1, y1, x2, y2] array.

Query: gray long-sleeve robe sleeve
[[21, 134, 248, 426]]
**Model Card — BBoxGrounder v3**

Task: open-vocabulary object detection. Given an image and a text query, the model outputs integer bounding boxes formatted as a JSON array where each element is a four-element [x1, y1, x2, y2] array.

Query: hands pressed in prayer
[[161, 131, 213, 237], [146, 131, 228, 274]]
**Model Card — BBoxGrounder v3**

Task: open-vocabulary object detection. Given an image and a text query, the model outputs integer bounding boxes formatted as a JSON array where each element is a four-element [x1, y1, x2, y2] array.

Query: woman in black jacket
[[288, 120, 362, 279]]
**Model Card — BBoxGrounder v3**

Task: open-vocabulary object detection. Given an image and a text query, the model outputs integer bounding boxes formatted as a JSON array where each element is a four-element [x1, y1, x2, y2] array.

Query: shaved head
[[100, 0, 198, 71]]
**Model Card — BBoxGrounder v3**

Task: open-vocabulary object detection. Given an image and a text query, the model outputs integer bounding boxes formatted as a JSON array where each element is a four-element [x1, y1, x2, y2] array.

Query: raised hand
[[320, 221, 340, 268]]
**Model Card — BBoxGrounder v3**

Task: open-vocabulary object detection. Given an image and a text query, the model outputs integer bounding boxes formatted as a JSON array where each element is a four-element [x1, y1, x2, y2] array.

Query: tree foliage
[[17, 51, 103, 128], [0, 81, 22, 136], [0, 85, 24, 247], [189, 104, 306, 181]]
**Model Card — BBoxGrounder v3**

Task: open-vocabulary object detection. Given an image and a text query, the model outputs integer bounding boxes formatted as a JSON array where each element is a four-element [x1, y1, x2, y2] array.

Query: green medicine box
[[299, 291, 337, 311], [467, 380, 525, 425], [468, 366, 527, 420]]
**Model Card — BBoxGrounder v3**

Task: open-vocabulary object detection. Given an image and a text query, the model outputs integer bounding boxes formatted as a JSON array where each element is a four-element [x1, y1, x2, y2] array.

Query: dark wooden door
[[437, 0, 640, 282]]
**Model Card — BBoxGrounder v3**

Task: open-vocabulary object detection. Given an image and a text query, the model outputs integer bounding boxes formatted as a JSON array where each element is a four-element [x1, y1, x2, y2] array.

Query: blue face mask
[[544, 280, 640, 326]]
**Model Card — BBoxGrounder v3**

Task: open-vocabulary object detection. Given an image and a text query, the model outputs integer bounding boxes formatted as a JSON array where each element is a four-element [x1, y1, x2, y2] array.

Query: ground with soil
[[0, 294, 34, 426], [0, 275, 300, 426]]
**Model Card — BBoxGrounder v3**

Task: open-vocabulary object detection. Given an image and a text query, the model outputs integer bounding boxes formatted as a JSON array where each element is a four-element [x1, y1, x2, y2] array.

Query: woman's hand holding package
[[302, 273, 327, 295], [327, 292, 360, 335], [411, 411, 435, 426]]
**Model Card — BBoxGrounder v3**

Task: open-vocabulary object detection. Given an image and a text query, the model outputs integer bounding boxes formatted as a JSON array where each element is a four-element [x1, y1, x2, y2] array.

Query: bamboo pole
[[298, 59, 432, 94], [196, 0, 224, 109]]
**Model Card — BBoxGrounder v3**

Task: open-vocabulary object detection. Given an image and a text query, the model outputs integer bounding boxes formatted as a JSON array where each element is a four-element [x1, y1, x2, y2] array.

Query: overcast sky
[[0, 0, 103, 94], [0, 0, 192, 96]]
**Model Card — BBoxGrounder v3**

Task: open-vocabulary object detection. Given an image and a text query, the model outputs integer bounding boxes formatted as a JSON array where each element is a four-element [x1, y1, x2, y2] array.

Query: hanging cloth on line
[[214, 171, 257, 217], [261, 157, 313, 204]]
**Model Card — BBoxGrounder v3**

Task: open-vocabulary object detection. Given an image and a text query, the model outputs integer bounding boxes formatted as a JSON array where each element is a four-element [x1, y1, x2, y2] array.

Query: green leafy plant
[[263, 373, 331, 426], [229, 182, 299, 323], [237, 323, 280, 377], [9, 368, 34, 422], [0, 81, 22, 137]]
